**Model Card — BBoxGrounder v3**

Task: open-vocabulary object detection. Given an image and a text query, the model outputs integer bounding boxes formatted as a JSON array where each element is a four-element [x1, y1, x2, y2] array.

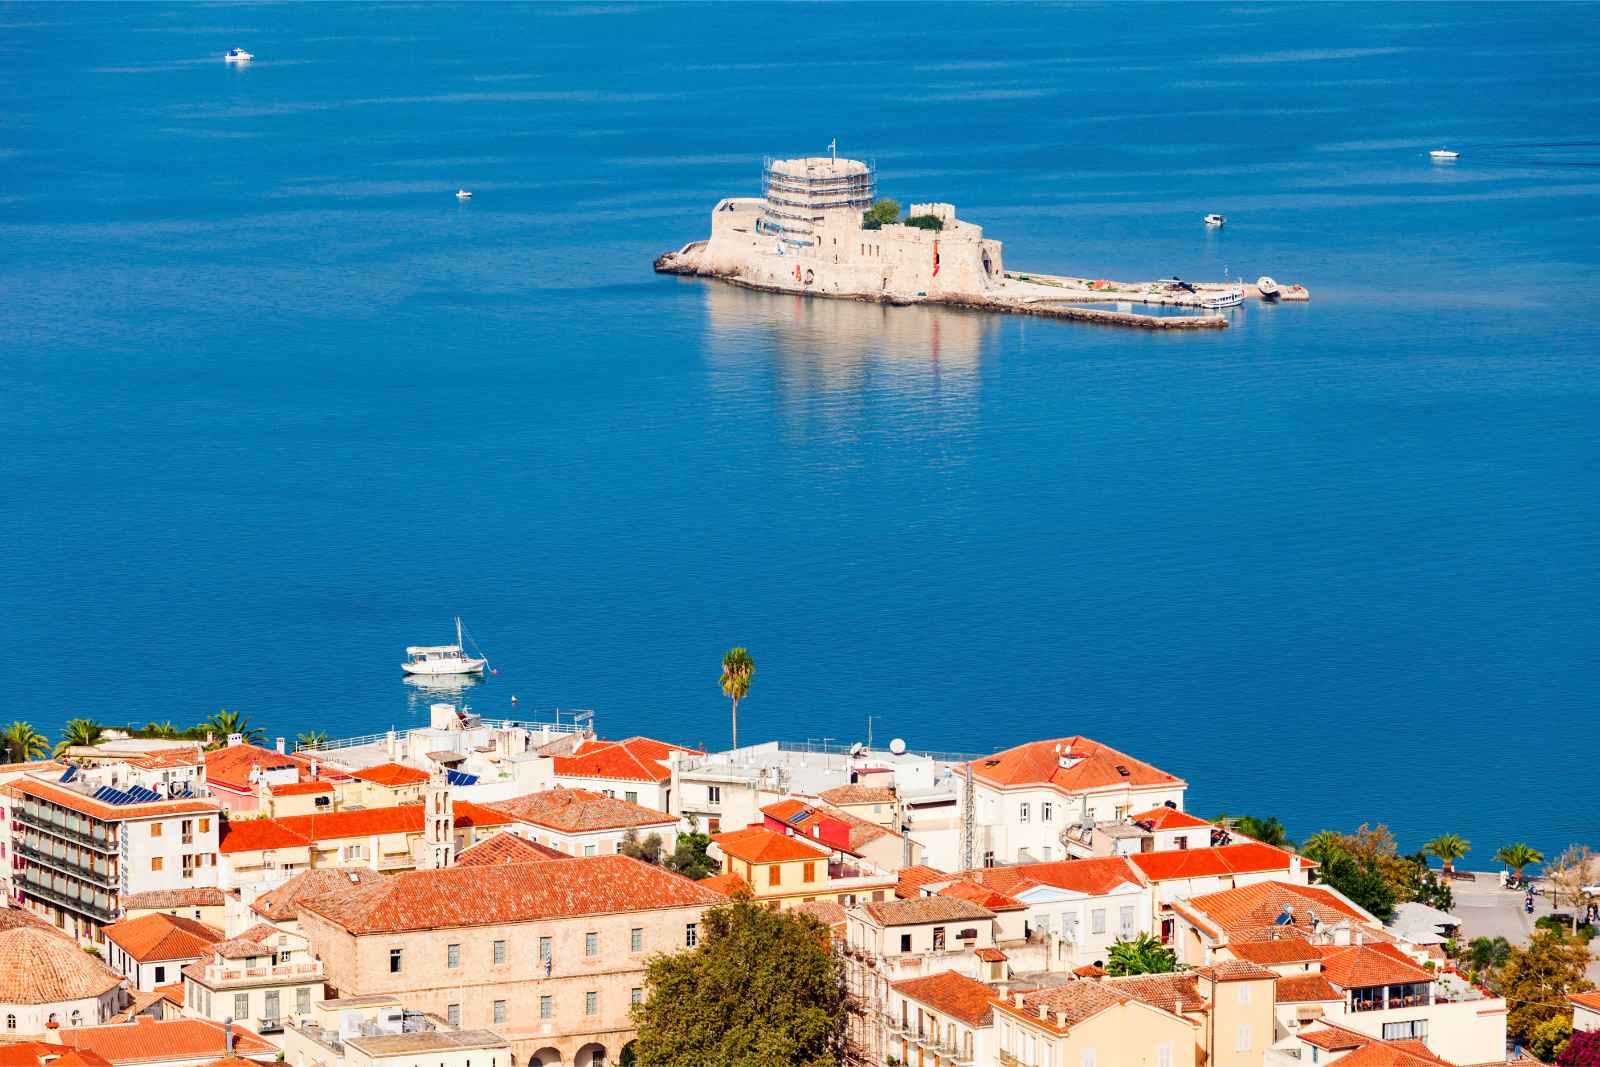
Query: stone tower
[[421, 766, 454, 869]]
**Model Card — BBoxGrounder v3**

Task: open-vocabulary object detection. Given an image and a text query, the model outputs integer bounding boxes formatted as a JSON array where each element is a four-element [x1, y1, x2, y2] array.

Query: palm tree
[[202, 709, 265, 747], [1, 721, 50, 763], [1105, 933, 1177, 976], [296, 730, 330, 751], [1235, 815, 1291, 849], [1494, 843, 1544, 883], [140, 721, 183, 739], [1302, 830, 1346, 863], [1424, 833, 1471, 878], [719, 647, 755, 750], [53, 718, 104, 756]]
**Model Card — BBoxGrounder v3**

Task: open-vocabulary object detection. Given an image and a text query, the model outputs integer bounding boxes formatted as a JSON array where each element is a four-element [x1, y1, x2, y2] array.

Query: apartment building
[[761, 796, 918, 873], [204, 743, 345, 816], [879, 970, 997, 1067], [242, 868, 391, 937], [1061, 805, 1221, 859], [1130, 844, 1314, 941], [708, 825, 896, 909], [181, 927, 325, 1038], [295, 854, 724, 1067], [284, 996, 510, 1067], [485, 788, 679, 857], [101, 912, 223, 990], [7, 765, 222, 942], [961, 737, 1188, 867]]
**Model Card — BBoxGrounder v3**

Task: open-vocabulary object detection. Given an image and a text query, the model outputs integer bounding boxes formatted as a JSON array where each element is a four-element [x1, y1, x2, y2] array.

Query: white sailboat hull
[[402, 657, 487, 676]]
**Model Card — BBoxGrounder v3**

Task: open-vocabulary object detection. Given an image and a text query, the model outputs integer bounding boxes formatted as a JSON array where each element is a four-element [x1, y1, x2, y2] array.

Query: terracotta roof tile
[[349, 763, 430, 787], [249, 867, 390, 920], [122, 888, 226, 910], [819, 784, 896, 806], [1175, 880, 1372, 943], [211, 938, 272, 959], [1227, 939, 1323, 965], [220, 801, 512, 853], [552, 736, 691, 784], [954, 856, 1143, 898], [0, 1044, 58, 1067], [1193, 959, 1279, 982], [0, 927, 122, 1004], [268, 780, 334, 796], [975, 947, 1008, 962], [489, 788, 676, 833], [861, 897, 994, 926], [0, 905, 63, 933], [995, 982, 1135, 1032], [1276, 974, 1342, 1003], [698, 872, 752, 897], [712, 825, 829, 864], [300, 854, 724, 934], [891, 971, 997, 1027], [153, 983, 185, 1007], [1072, 964, 1106, 977], [455, 832, 569, 866], [1104, 972, 1206, 1014], [938, 879, 1026, 912], [101, 913, 223, 963], [1129, 843, 1313, 882], [792, 900, 848, 931], [1571, 990, 1600, 1010], [1130, 807, 1212, 831], [204, 744, 331, 793], [897, 865, 951, 899], [47, 1053, 114, 1067], [123, 748, 204, 771], [966, 737, 1185, 793], [1317, 942, 1433, 989], [58, 1017, 274, 1064]]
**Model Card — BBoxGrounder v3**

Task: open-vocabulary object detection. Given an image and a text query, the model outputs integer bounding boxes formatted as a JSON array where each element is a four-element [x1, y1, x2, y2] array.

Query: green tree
[[296, 730, 330, 750], [1315, 851, 1397, 920], [1, 721, 50, 762], [719, 648, 754, 750], [1423, 832, 1471, 877], [53, 718, 105, 756], [631, 896, 845, 1067], [1495, 842, 1544, 881], [664, 831, 715, 880], [1105, 934, 1177, 976], [1233, 815, 1291, 849], [1302, 830, 1346, 862], [1500, 929, 1594, 1045], [904, 214, 944, 232], [1532, 1017, 1575, 1064], [202, 709, 265, 747], [1465, 935, 1511, 974], [863, 198, 900, 229], [1549, 845, 1600, 934], [620, 830, 666, 866], [139, 721, 183, 739]]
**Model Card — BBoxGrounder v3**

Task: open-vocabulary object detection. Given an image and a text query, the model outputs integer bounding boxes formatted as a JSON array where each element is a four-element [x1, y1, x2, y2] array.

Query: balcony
[[15, 842, 116, 888], [17, 870, 118, 923], [203, 962, 324, 986], [18, 814, 117, 853]]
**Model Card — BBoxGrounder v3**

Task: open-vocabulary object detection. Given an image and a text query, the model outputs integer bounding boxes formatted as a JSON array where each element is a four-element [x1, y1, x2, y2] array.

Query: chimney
[[311, 761, 320, 780], [1013, 993, 1025, 1008], [1355, 930, 1366, 946], [1290, 854, 1302, 875], [1174, 998, 1183, 1016], [275, 737, 286, 754], [227, 733, 243, 748], [224, 1017, 235, 1055], [1037, 1004, 1048, 1021], [1055, 1011, 1067, 1028]]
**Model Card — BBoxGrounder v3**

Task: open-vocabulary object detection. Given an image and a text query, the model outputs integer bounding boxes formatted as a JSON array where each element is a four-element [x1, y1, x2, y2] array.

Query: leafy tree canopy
[[1500, 929, 1593, 1045], [1105, 933, 1177, 976], [664, 831, 715, 881], [631, 897, 845, 1067], [863, 199, 900, 227]]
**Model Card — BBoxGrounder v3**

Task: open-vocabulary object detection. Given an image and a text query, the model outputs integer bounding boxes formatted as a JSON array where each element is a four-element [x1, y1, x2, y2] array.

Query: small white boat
[[1429, 148, 1459, 161], [1203, 213, 1226, 227], [455, 189, 473, 200], [224, 48, 253, 63], [403, 617, 489, 676], [1202, 290, 1244, 310], [1256, 276, 1281, 301]]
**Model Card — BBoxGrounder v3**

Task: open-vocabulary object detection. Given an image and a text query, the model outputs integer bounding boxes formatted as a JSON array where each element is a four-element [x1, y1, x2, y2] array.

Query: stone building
[[0, 924, 125, 1033], [295, 854, 725, 1067]]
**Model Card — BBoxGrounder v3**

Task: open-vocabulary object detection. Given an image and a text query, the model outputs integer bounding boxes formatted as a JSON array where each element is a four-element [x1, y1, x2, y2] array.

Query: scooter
[[1525, 896, 1535, 914]]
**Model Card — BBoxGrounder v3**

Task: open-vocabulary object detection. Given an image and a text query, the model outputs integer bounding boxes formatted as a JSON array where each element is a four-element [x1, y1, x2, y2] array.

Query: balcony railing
[[17, 813, 117, 853], [15, 842, 116, 888], [17, 870, 118, 922]]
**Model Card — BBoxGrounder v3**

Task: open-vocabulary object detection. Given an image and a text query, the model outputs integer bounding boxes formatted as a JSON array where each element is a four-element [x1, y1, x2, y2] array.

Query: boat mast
[[456, 616, 463, 650]]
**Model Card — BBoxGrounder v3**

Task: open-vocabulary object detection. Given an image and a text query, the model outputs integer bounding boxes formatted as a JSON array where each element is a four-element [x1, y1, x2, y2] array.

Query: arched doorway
[[619, 1041, 638, 1067], [528, 1048, 562, 1067], [574, 1044, 608, 1067]]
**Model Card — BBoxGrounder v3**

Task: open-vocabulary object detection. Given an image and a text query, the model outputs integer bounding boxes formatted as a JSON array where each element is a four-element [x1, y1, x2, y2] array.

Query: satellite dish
[[889, 738, 907, 755], [849, 742, 864, 757]]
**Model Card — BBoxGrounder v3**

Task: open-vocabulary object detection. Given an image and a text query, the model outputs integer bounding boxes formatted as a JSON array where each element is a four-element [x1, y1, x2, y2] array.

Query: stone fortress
[[656, 148, 1305, 329]]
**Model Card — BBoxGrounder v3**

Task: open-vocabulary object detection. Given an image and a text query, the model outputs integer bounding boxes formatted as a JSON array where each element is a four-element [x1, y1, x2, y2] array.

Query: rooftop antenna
[[828, 138, 837, 162], [960, 759, 975, 871]]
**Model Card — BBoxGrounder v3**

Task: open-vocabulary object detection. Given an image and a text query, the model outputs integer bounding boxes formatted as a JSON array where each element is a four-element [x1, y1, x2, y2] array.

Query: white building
[[101, 912, 223, 991], [283, 996, 509, 1067], [880, 970, 997, 1067]]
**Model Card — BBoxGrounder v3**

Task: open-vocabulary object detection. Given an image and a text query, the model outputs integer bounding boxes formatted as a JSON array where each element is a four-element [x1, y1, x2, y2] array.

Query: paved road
[[1450, 870, 1600, 982]]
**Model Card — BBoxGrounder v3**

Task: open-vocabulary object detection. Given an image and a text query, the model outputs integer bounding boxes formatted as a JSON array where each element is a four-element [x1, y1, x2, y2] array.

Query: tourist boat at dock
[[224, 48, 253, 62], [1201, 290, 1244, 310], [1429, 148, 1459, 161], [403, 617, 490, 676], [1256, 276, 1281, 301], [455, 189, 473, 200], [1203, 214, 1225, 227]]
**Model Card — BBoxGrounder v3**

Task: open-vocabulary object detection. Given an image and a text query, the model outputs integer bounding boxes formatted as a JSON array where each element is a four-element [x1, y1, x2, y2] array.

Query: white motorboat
[[1429, 148, 1459, 161], [1256, 276, 1281, 301], [1203, 213, 1225, 227], [224, 48, 253, 62], [1202, 290, 1244, 310], [403, 617, 489, 676], [455, 189, 473, 200]]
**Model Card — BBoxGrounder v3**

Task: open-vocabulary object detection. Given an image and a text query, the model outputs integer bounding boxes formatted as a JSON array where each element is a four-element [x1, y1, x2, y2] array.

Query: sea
[[4, 3, 1598, 862]]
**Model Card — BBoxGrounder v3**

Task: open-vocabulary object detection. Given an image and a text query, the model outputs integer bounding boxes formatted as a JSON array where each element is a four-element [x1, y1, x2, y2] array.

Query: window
[[1157, 1044, 1172, 1067], [583, 844, 597, 857], [1119, 905, 1135, 935], [447, 1003, 461, 1027], [539, 936, 553, 963], [625, 791, 638, 804], [297, 987, 311, 1016], [151, 856, 163, 872], [493, 940, 506, 965], [1175, 835, 1188, 851], [1235, 1024, 1252, 1052], [493, 1000, 506, 1024], [5, 1015, 14, 1031], [447, 943, 461, 968], [685, 923, 698, 947], [199, 818, 210, 833], [265, 990, 279, 1022], [803, 861, 816, 883], [154, 966, 166, 983], [584, 991, 598, 1016], [932, 926, 946, 951], [631, 987, 643, 1005], [234, 993, 249, 1020], [585, 931, 598, 956], [389, 948, 403, 973], [150, 823, 163, 838], [539, 996, 553, 1019], [1081, 1048, 1096, 1067], [181, 853, 199, 879], [1382, 1020, 1428, 1041], [900, 933, 912, 953], [1091, 908, 1106, 934], [768, 865, 781, 886], [181, 819, 194, 844], [707, 786, 721, 804], [1019, 803, 1030, 823], [1041, 802, 1053, 822], [1237, 984, 1251, 1005], [630, 927, 643, 952]]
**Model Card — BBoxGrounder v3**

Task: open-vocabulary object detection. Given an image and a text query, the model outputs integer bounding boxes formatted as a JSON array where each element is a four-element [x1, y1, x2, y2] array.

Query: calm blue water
[[4, 3, 1599, 861]]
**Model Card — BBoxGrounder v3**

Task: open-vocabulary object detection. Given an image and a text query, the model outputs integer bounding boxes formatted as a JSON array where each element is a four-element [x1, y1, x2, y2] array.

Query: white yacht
[[1203, 213, 1226, 227], [1256, 276, 1281, 301], [1202, 290, 1244, 310], [224, 47, 253, 62], [455, 189, 473, 200], [1429, 148, 1459, 161], [402, 617, 489, 676]]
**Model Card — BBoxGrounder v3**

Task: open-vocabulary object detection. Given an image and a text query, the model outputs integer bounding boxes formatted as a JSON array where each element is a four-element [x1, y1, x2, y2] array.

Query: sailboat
[[402, 617, 490, 676]]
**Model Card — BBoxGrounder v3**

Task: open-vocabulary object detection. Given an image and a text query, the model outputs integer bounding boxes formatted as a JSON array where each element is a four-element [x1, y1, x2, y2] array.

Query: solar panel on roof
[[59, 766, 77, 783], [93, 786, 131, 805], [445, 770, 478, 787], [127, 786, 161, 802], [787, 811, 811, 824]]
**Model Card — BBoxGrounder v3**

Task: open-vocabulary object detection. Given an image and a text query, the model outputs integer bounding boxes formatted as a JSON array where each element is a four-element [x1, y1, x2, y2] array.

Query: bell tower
[[421, 767, 454, 869]]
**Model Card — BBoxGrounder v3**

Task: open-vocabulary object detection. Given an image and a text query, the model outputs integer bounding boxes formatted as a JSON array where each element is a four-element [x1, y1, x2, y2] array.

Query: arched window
[[70, 1011, 83, 1027]]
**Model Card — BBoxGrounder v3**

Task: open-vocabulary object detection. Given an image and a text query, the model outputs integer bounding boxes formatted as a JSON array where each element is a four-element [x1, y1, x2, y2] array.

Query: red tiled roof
[[1317, 942, 1433, 989], [1276, 974, 1342, 1003], [891, 971, 997, 1027], [897, 864, 951, 899], [699, 872, 753, 897], [122, 888, 226, 910], [57, 1017, 274, 1064], [268, 780, 334, 796], [956, 856, 1144, 898], [819, 783, 895, 806], [965, 737, 1185, 793], [762, 797, 893, 855], [46, 1054, 114, 1067], [101, 912, 223, 963], [861, 897, 994, 926], [203, 744, 308, 793], [1334, 1045, 1452, 1067], [712, 825, 829, 864], [489, 787, 676, 833], [250, 868, 391, 921], [1073, 964, 1106, 977], [220, 801, 513, 853], [455, 832, 569, 867], [153, 983, 185, 1007], [1176, 880, 1372, 943], [0, 927, 122, 1004], [350, 763, 430, 787], [8, 777, 219, 822], [1228, 938, 1324, 965], [939, 879, 1026, 912], [994, 982, 1137, 1033], [1104, 972, 1207, 1014], [552, 736, 691, 784], [300, 854, 724, 934], [124, 748, 204, 771], [1571, 990, 1600, 1010], [792, 900, 847, 931], [1193, 959, 1279, 983], [1130, 807, 1211, 831], [0, 905, 70, 934], [975, 947, 1008, 962], [0, 1044, 58, 1067], [1129, 843, 1313, 883]]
